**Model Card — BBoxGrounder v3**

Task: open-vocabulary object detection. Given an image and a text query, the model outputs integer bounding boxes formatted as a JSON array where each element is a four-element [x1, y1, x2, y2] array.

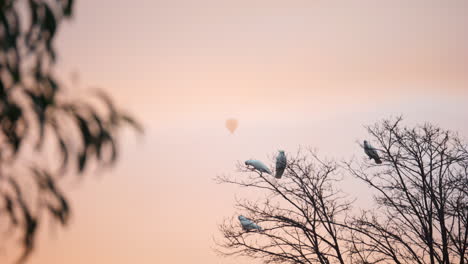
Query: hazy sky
[[2, 1, 468, 263]]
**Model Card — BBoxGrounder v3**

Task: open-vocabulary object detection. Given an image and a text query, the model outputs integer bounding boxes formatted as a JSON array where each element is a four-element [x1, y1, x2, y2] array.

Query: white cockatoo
[[245, 159, 272, 175], [238, 215, 263, 231], [275, 150, 287, 179], [363, 140, 382, 164]]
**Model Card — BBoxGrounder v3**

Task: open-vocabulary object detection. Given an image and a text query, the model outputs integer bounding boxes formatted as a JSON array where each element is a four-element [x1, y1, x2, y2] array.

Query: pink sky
[[2, 1, 468, 263]]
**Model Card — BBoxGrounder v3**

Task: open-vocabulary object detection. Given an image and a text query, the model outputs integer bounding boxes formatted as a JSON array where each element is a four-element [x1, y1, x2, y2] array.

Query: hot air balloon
[[70, 69, 80, 86], [225, 118, 238, 134]]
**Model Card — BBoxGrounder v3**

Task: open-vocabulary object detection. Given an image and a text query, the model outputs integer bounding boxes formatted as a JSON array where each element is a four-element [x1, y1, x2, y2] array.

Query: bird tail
[[275, 168, 285, 179]]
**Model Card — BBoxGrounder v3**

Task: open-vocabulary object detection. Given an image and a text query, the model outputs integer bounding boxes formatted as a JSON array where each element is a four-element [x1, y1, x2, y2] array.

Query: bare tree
[[346, 117, 467, 264], [216, 118, 468, 264], [216, 150, 353, 264]]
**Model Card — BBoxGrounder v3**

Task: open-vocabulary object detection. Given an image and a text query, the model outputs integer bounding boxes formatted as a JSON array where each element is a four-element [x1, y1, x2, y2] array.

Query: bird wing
[[252, 160, 272, 174], [368, 145, 380, 159], [275, 154, 287, 179], [240, 219, 253, 229], [364, 147, 372, 157], [240, 217, 262, 231], [364, 144, 382, 163]]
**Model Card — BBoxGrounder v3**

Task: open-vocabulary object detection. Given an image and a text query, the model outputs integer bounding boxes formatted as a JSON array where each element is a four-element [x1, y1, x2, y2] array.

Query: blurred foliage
[[0, 0, 142, 262]]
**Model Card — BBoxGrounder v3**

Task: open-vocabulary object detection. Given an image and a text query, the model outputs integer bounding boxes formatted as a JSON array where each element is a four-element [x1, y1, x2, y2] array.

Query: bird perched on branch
[[363, 140, 382, 164], [238, 215, 263, 231], [245, 160, 272, 175], [275, 150, 287, 179]]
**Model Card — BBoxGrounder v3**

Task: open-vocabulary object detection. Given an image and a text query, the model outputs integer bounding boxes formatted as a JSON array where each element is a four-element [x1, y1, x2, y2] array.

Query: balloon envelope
[[225, 118, 238, 134], [70, 70, 80, 85]]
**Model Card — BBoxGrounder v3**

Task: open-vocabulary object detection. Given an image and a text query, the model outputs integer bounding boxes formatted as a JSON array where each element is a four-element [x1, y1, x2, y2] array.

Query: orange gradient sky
[[2, 1, 468, 263]]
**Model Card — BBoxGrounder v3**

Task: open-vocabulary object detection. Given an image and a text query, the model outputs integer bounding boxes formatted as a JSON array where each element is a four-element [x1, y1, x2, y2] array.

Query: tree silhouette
[[216, 118, 467, 264], [1, 0, 141, 262], [346, 117, 467, 264]]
